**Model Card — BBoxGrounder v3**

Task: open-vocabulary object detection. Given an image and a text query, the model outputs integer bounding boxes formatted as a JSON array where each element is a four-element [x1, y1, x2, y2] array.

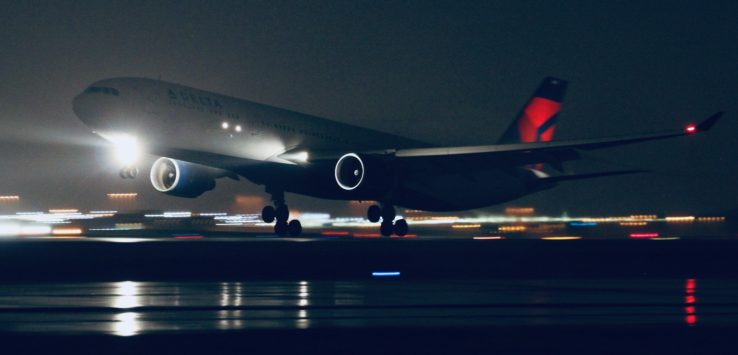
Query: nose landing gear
[[119, 166, 139, 179]]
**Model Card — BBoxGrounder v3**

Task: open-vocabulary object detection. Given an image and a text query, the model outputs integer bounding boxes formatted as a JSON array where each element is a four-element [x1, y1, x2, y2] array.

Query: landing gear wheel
[[380, 221, 394, 237], [118, 167, 138, 179], [394, 219, 409, 236], [381, 205, 396, 222], [275, 205, 289, 222], [367, 205, 381, 223], [274, 221, 288, 236], [288, 220, 302, 237], [261, 206, 275, 223]]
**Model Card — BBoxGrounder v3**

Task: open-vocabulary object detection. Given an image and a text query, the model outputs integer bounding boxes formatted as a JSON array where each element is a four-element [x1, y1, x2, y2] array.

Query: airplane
[[72, 77, 722, 237]]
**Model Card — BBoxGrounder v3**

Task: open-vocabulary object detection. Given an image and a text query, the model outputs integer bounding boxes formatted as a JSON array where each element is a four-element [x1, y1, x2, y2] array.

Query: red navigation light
[[685, 124, 697, 134]]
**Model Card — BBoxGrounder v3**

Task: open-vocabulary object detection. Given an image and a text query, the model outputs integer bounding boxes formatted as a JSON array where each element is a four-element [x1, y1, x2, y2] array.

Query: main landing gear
[[368, 204, 408, 237], [261, 189, 302, 237]]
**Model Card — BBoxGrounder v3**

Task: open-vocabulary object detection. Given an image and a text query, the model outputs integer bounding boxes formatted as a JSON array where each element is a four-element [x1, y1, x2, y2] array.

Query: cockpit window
[[85, 86, 119, 96]]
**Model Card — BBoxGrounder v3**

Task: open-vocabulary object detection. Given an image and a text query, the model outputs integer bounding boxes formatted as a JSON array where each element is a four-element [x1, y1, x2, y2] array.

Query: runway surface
[[2, 236, 738, 352], [0, 278, 733, 335]]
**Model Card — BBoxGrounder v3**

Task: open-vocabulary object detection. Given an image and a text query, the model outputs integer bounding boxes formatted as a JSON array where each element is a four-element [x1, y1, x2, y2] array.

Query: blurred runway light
[[473, 236, 504, 240], [0, 222, 20, 236], [112, 312, 141, 337], [52, 227, 83, 235], [540, 236, 582, 241], [112, 281, 141, 309], [451, 224, 481, 229], [107, 193, 138, 199], [372, 271, 401, 277], [0, 195, 20, 201], [49, 209, 79, 214], [629, 232, 659, 239]]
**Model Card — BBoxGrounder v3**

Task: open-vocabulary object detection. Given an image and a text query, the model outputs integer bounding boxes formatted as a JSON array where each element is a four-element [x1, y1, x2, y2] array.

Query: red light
[[685, 124, 697, 134], [684, 278, 698, 326], [686, 278, 696, 291], [352, 233, 381, 238], [629, 232, 659, 239], [175, 235, 203, 239], [389, 234, 417, 239], [320, 231, 350, 236]]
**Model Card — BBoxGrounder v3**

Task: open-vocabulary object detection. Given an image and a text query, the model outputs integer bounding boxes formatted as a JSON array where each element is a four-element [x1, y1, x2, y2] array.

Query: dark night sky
[[0, 0, 736, 216]]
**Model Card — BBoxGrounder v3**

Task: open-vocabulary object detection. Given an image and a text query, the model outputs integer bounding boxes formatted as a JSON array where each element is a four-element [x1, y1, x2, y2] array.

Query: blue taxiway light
[[372, 271, 401, 277], [569, 222, 598, 227]]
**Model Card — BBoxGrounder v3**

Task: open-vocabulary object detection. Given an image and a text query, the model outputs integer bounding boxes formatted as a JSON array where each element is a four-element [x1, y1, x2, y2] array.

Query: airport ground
[[1, 235, 738, 353]]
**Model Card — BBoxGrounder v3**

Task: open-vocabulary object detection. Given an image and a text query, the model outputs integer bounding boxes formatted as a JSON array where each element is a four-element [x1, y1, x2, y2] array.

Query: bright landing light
[[280, 151, 309, 164], [104, 133, 141, 166], [294, 151, 309, 162]]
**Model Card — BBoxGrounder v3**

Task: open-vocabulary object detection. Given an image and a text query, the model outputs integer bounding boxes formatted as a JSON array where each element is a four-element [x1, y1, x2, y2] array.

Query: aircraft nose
[[72, 93, 82, 116], [73, 92, 101, 128]]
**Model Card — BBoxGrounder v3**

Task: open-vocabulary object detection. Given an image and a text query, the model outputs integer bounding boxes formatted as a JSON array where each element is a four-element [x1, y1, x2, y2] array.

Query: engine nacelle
[[149, 157, 218, 198], [334, 153, 393, 194]]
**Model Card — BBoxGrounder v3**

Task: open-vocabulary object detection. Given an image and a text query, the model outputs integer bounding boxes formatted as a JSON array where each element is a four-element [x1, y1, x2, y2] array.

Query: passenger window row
[[85, 86, 120, 96]]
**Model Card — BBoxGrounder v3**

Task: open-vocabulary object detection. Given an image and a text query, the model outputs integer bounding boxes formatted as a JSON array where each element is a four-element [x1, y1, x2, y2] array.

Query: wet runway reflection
[[1, 278, 738, 336]]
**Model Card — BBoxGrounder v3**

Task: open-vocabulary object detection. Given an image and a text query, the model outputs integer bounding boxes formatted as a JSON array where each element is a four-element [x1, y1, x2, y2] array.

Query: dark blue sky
[[0, 0, 736, 216]]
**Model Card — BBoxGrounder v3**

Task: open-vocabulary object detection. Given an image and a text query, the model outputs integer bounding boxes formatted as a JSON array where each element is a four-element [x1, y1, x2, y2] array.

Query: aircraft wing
[[153, 112, 721, 179], [386, 112, 722, 169]]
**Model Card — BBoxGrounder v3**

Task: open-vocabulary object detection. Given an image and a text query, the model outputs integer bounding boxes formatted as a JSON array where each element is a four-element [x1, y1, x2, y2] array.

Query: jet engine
[[149, 157, 222, 198], [334, 153, 393, 194]]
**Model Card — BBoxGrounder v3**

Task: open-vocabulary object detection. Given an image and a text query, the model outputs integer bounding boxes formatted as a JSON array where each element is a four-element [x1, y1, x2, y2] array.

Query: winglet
[[696, 111, 723, 132]]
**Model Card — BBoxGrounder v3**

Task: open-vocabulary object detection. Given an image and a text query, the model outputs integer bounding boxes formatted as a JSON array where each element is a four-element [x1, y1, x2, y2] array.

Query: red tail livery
[[498, 77, 567, 145]]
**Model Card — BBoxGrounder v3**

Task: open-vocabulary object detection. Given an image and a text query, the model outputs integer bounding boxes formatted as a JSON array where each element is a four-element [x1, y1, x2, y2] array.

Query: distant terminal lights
[[0, 195, 20, 201], [498, 225, 527, 232], [620, 221, 648, 227], [90, 210, 118, 215], [49, 209, 79, 214], [51, 227, 83, 235], [107, 193, 138, 199], [234, 195, 266, 205], [114, 223, 144, 230], [505, 207, 535, 216], [405, 215, 460, 222], [630, 214, 658, 220], [451, 224, 482, 229], [665, 216, 695, 223], [541, 236, 582, 241], [697, 216, 726, 223]]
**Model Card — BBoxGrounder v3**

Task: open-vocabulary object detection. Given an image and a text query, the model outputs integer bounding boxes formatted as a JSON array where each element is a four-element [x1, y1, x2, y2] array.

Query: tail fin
[[497, 77, 568, 145]]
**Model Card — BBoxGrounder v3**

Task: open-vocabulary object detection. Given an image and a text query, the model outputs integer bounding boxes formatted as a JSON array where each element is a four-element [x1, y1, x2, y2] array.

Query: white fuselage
[[74, 77, 426, 166], [73, 77, 540, 211]]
